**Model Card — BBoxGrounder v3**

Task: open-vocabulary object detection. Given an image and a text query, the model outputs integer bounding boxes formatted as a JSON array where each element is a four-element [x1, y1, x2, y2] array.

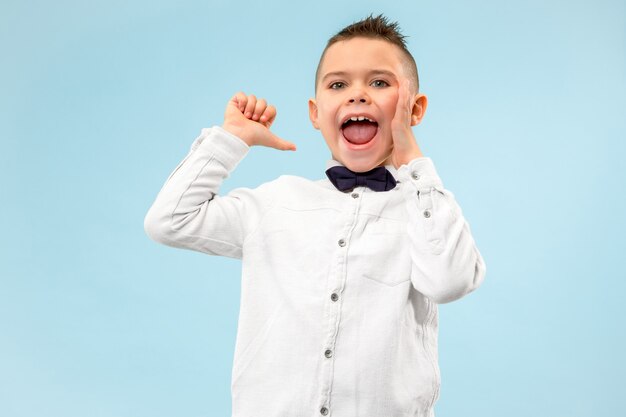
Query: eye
[[329, 81, 345, 89], [371, 79, 389, 88]]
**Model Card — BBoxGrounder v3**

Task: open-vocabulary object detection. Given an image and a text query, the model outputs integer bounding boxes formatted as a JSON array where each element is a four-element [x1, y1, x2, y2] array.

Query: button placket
[[318, 186, 362, 415], [320, 234, 347, 412]]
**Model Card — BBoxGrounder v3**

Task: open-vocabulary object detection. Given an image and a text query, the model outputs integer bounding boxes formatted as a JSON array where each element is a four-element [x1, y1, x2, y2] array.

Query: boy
[[144, 14, 486, 417]]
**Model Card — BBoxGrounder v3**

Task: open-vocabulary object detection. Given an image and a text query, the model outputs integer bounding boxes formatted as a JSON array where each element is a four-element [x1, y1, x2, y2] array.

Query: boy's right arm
[[143, 93, 296, 259]]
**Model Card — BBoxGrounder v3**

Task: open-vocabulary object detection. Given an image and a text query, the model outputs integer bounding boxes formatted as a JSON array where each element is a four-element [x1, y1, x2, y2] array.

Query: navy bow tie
[[325, 165, 397, 192]]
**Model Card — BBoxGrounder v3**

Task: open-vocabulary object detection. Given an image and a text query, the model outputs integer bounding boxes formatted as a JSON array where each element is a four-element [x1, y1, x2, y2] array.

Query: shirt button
[[324, 349, 333, 358], [411, 172, 420, 180], [331, 293, 339, 301], [351, 192, 359, 198], [423, 209, 431, 218], [338, 239, 346, 247], [320, 407, 329, 415]]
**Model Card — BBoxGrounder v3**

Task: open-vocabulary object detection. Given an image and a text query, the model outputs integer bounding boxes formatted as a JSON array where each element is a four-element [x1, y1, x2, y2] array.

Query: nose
[[348, 87, 370, 104]]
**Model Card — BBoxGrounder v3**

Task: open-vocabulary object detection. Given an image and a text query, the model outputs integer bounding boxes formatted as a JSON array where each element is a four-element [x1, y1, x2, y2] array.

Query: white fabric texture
[[144, 126, 487, 417]]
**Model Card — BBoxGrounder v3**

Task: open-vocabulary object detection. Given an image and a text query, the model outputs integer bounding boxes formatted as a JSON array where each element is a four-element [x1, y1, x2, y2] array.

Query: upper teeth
[[347, 116, 373, 122]]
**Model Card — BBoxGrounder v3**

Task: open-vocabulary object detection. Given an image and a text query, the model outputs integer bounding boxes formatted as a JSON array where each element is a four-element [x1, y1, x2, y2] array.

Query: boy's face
[[309, 37, 422, 173]]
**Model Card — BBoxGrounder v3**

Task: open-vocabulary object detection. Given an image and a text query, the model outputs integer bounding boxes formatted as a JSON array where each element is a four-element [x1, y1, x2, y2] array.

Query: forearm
[[398, 157, 486, 303], [143, 126, 253, 258]]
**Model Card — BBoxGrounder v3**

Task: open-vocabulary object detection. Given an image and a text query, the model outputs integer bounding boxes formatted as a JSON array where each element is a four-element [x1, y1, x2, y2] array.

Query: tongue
[[342, 121, 378, 144]]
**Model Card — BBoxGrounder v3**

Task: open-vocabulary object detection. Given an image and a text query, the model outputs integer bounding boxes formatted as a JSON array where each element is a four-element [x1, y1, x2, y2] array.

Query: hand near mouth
[[222, 92, 297, 151], [389, 78, 426, 168]]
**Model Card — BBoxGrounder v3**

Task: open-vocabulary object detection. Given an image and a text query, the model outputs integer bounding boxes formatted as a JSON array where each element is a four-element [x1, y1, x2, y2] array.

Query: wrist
[[222, 123, 254, 146], [395, 146, 424, 168]]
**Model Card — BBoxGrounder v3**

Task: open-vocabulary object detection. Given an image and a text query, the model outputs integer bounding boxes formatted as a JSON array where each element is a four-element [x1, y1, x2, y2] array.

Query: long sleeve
[[143, 126, 276, 259], [397, 157, 486, 304]]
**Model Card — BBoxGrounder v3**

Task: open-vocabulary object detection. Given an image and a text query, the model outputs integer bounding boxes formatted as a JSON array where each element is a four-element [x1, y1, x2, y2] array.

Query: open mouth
[[340, 116, 379, 145]]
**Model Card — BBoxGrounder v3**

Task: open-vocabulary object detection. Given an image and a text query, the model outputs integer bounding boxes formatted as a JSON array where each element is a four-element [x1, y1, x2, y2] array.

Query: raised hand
[[222, 92, 297, 151], [389, 78, 426, 168]]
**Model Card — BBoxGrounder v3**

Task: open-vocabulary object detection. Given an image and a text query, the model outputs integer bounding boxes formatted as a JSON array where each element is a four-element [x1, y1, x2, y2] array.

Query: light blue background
[[1, 0, 624, 416]]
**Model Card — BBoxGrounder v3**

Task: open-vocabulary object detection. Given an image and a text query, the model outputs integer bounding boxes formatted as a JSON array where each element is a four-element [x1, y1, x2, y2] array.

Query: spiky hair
[[315, 14, 419, 93]]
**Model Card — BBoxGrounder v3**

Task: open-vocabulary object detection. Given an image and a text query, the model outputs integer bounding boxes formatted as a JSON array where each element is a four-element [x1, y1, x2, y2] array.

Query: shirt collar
[[325, 158, 400, 181]]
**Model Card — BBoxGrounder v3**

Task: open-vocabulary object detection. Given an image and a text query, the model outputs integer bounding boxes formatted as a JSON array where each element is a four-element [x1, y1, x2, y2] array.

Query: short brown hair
[[314, 14, 419, 94]]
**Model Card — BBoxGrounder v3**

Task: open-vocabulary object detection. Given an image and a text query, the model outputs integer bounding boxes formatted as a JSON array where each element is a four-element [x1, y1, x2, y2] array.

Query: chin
[[343, 150, 391, 173], [342, 159, 380, 173]]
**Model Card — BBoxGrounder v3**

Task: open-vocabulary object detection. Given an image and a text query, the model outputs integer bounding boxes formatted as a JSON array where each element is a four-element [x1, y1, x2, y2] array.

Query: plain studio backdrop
[[1, 0, 624, 416]]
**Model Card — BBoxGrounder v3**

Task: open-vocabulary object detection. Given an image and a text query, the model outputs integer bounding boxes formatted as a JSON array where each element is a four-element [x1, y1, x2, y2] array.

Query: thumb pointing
[[269, 132, 297, 151]]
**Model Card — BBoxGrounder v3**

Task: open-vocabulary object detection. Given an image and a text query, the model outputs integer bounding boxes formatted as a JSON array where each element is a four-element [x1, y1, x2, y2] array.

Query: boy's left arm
[[397, 159, 486, 304], [391, 79, 486, 304]]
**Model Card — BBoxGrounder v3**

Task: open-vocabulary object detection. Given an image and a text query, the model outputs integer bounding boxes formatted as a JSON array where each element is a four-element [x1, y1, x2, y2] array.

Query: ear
[[308, 98, 320, 130], [410, 93, 428, 126]]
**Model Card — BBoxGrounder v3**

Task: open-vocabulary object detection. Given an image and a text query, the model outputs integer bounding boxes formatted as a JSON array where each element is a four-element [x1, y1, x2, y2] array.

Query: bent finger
[[260, 104, 277, 125], [244, 94, 257, 119], [253, 98, 267, 121], [232, 91, 247, 113]]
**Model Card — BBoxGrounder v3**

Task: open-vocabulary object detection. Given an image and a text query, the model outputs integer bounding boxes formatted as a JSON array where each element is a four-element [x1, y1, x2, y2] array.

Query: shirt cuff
[[192, 125, 251, 171], [396, 156, 444, 190]]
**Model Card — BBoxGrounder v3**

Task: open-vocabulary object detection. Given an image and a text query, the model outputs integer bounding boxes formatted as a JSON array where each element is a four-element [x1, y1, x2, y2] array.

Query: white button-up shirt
[[144, 126, 486, 417]]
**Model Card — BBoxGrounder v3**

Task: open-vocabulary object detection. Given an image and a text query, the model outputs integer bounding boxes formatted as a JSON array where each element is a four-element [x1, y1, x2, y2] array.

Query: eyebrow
[[321, 69, 397, 83]]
